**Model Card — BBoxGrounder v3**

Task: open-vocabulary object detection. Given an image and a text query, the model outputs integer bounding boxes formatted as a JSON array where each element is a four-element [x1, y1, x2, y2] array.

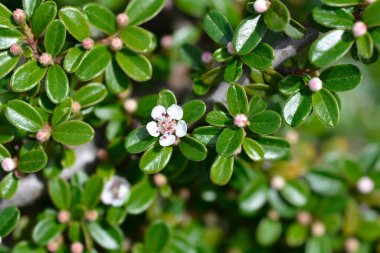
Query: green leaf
[[248, 110, 282, 134], [227, 83, 248, 115], [0, 206, 20, 237], [243, 137, 264, 161], [206, 110, 233, 127], [59, 7, 91, 41], [203, 10, 233, 45], [64, 47, 86, 73], [116, 49, 152, 82], [312, 89, 340, 127], [0, 144, 11, 161], [306, 236, 332, 253], [46, 65, 69, 104], [48, 178, 70, 210], [76, 45, 112, 81], [278, 75, 305, 95], [0, 51, 19, 79], [193, 126, 223, 146], [256, 136, 290, 160], [213, 47, 233, 63], [200, 66, 224, 85], [286, 223, 308, 247], [18, 149, 48, 173], [83, 3, 116, 34], [52, 97, 72, 127], [126, 0, 165, 26], [306, 170, 347, 196], [216, 127, 244, 157], [0, 29, 24, 50], [312, 6, 354, 29], [320, 64, 362, 92], [126, 179, 157, 214], [140, 145, 173, 174], [145, 221, 170, 252], [32, 217, 64, 246], [233, 15, 266, 55], [321, 0, 359, 6], [180, 44, 204, 71], [52, 121, 94, 146], [241, 43, 274, 71], [120, 26, 153, 54], [23, 0, 44, 18], [210, 155, 234, 186], [179, 135, 207, 161], [182, 100, 206, 124], [74, 82, 108, 108], [87, 222, 123, 250], [264, 0, 290, 31], [125, 126, 157, 153], [356, 33, 374, 59], [257, 218, 282, 246], [5, 99, 43, 132], [309, 29, 354, 67], [44, 20, 66, 56], [363, 0, 380, 28], [283, 90, 313, 127], [105, 60, 130, 94], [157, 89, 177, 108], [224, 59, 243, 83], [372, 27, 380, 51], [281, 180, 309, 207], [0, 173, 19, 199], [249, 96, 267, 115], [31, 1, 57, 37], [0, 126, 14, 144], [82, 175, 104, 209], [0, 4, 14, 28], [239, 180, 268, 213], [10, 60, 47, 92], [284, 19, 306, 39]]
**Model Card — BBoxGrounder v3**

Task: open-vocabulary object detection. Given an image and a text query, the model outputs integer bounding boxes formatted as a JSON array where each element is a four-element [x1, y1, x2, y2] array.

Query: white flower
[[147, 104, 188, 146], [101, 176, 130, 207]]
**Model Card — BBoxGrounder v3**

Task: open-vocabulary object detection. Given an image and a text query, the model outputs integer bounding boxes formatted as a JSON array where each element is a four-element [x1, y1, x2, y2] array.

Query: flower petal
[[146, 121, 160, 137], [167, 104, 183, 120], [159, 134, 176, 146], [175, 120, 187, 137], [151, 105, 166, 119]]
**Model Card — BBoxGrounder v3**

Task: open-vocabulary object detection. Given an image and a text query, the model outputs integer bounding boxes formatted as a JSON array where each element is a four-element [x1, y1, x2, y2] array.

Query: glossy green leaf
[[52, 121, 94, 146], [18, 149, 48, 173], [0, 3, 15, 28], [233, 15, 266, 55], [216, 127, 244, 157], [321, 0, 359, 6], [126, 179, 157, 214], [0, 126, 14, 144], [120, 26, 153, 53], [306, 236, 332, 253], [140, 145, 173, 174], [284, 19, 306, 39], [82, 175, 104, 209], [48, 177, 70, 210], [312, 89, 340, 127], [248, 96, 267, 115], [283, 90, 313, 127], [193, 126, 223, 146], [372, 27, 380, 51], [243, 137, 264, 161], [74, 82, 107, 108], [64, 47, 86, 73], [180, 44, 204, 71], [182, 100, 206, 124], [51, 97, 72, 127], [125, 126, 157, 153], [224, 59, 243, 83], [5, 99, 43, 132], [32, 217, 64, 245], [241, 43, 274, 70], [264, 0, 290, 31], [256, 136, 290, 160], [126, 0, 166, 26], [320, 64, 362, 92], [363, 0, 380, 28], [286, 223, 308, 247], [46, 65, 69, 104], [0, 173, 19, 199], [239, 181, 268, 213], [105, 59, 130, 94], [0, 206, 20, 237], [0, 51, 19, 79], [257, 218, 282, 246], [179, 135, 207, 161], [248, 110, 282, 134], [200, 66, 224, 85], [306, 170, 347, 196], [59, 7, 91, 41], [145, 221, 170, 252], [83, 3, 116, 34], [312, 6, 354, 29], [356, 33, 374, 59], [0, 28, 24, 50], [12, 61, 47, 93], [210, 155, 234, 186], [203, 10, 233, 45], [116, 49, 152, 82], [278, 75, 305, 95], [281, 180, 309, 207], [76, 45, 112, 81], [31, 1, 57, 37], [23, 0, 44, 18], [227, 83, 248, 115], [44, 20, 66, 56], [213, 47, 233, 63], [206, 110, 233, 127], [157, 89, 176, 108]]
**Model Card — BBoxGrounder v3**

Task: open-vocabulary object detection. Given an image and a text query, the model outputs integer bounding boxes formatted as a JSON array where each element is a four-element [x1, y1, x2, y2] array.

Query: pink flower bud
[[201, 51, 213, 64], [10, 44, 22, 56], [308, 77, 323, 92], [13, 9, 26, 25], [352, 21, 367, 38], [71, 242, 83, 253], [234, 114, 249, 128], [153, 173, 167, 187], [85, 210, 98, 221], [254, 0, 271, 13], [311, 222, 325, 237], [297, 211, 312, 225], [58, 210, 70, 224], [82, 38, 94, 50], [72, 101, 81, 113], [123, 98, 138, 114], [47, 241, 60, 252], [110, 37, 123, 51], [345, 237, 360, 253], [96, 149, 108, 161], [179, 188, 190, 200], [116, 13, 129, 28], [39, 53, 54, 66], [271, 176, 286, 190], [285, 130, 299, 145], [160, 35, 173, 49], [2, 157, 17, 172], [268, 209, 280, 220], [227, 42, 235, 55], [36, 125, 52, 143], [357, 176, 374, 194]]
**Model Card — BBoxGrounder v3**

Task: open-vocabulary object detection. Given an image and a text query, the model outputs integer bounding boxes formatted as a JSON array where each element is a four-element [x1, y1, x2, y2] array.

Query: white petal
[[175, 120, 187, 137], [146, 121, 160, 137], [101, 190, 113, 205], [167, 104, 183, 120], [151, 105, 166, 119], [159, 134, 176, 146]]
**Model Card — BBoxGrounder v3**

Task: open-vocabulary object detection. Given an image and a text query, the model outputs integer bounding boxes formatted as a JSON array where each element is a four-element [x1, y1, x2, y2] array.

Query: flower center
[[157, 114, 178, 136]]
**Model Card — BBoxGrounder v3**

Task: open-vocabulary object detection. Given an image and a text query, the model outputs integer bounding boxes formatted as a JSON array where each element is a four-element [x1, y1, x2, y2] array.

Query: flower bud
[[285, 130, 299, 145], [47, 241, 59, 252], [227, 42, 235, 55], [357, 176, 374, 194], [153, 173, 167, 187], [110, 37, 123, 51], [234, 114, 249, 128], [13, 9, 26, 25], [297, 211, 312, 226], [2, 157, 17, 172], [308, 77, 323, 92], [345, 237, 360, 253], [254, 0, 271, 13], [201, 51, 213, 64], [123, 98, 138, 114], [72, 101, 81, 113], [160, 35, 173, 49], [268, 209, 280, 221], [352, 21, 367, 38], [82, 38, 94, 50], [271, 176, 286, 190], [36, 124, 52, 143], [58, 210, 70, 224], [10, 44, 22, 56], [39, 53, 54, 66], [15, 170, 25, 179], [311, 222, 325, 237], [85, 210, 98, 221], [96, 149, 108, 161], [116, 13, 129, 28], [71, 242, 84, 253]]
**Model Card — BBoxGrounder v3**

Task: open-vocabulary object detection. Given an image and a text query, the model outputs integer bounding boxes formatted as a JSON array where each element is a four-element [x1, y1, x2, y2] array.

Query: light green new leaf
[[356, 33, 374, 59], [257, 218, 282, 246]]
